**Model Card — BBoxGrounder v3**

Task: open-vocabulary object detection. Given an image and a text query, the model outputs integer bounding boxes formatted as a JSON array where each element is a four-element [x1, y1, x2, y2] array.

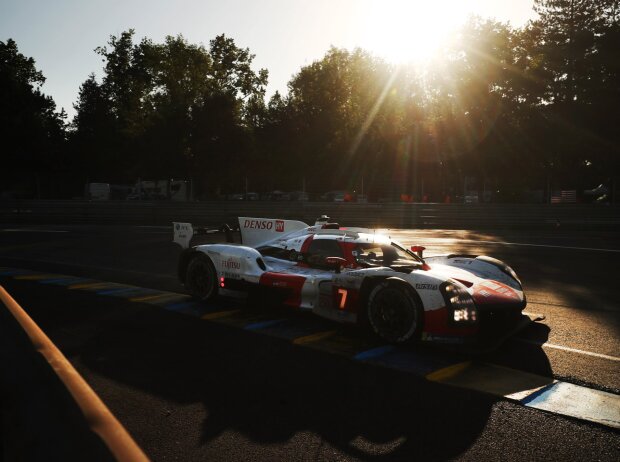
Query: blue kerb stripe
[[165, 301, 202, 312], [353, 345, 396, 361], [244, 319, 287, 331], [97, 287, 139, 295], [0, 270, 32, 276], [521, 382, 560, 406], [57, 278, 91, 285], [40, 277, 87, 285]]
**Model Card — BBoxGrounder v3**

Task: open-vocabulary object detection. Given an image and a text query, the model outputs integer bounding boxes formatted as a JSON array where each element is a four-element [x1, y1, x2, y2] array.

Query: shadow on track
[[77, 305, 494, 460], [481, 321, 553, 378], [2, 278, 557, 461]]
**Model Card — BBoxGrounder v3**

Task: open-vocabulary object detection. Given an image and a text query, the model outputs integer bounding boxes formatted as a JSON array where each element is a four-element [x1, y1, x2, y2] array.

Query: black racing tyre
[[185, 254, 218, 301], [366, 282, 423, 344]]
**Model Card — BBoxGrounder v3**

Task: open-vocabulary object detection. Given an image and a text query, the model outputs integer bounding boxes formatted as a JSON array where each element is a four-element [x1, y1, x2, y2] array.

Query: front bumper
[[423, 311, 540, 353]]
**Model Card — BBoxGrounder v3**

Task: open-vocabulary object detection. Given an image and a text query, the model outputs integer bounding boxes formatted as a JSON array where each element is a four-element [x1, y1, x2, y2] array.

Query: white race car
[[173, 216, 528, 345]]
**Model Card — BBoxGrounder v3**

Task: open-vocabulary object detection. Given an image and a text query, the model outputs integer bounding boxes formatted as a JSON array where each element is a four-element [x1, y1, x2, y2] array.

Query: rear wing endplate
[[173, 222, 235, 249]]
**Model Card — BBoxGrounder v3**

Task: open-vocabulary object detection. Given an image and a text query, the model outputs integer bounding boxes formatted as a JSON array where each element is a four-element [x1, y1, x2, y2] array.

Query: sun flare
[[356, 0, 467, 64]]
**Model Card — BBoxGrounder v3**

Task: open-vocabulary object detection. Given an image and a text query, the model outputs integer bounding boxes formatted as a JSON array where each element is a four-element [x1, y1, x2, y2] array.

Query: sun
[[354, 0, 467, 64]]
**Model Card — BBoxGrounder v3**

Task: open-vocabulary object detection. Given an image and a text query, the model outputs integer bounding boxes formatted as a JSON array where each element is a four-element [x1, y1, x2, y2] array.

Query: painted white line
[[1, 229, 68, 233], [388, 232, 620, 253], [452, 239, 620, 253], [481, 240, 620, 253], [514, 337, 620, 362]]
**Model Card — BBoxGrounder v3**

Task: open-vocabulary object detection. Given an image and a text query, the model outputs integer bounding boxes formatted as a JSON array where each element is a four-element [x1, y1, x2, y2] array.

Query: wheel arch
[[178, 248, 210, 284], [358, 276, 424, 327]]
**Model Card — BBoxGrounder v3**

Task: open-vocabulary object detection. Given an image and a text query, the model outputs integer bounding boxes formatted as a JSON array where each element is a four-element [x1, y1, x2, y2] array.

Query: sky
[[1, 1, 538, 120]]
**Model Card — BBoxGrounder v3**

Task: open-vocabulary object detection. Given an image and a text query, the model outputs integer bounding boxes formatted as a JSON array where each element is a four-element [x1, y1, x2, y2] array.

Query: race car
[[173, 216, 528, 345]]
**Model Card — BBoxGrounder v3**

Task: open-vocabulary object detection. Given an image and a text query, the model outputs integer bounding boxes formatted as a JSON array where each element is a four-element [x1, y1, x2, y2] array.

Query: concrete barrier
[[0, 286, 149, 462], [1, 200, 618, 229]]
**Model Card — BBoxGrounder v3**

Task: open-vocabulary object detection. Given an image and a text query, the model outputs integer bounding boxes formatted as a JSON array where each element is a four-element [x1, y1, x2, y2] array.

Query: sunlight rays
[[354, 0, 466, 65], [348, 66, 401, 158]]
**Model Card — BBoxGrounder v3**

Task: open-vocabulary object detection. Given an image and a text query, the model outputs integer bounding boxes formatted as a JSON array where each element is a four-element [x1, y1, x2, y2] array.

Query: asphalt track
[[1, 224, 619, 461]]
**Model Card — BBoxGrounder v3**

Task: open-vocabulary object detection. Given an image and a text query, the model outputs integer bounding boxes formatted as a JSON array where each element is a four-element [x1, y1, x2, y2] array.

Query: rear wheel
[[367, 282, 422, 344], [186, 254, 218, 301]]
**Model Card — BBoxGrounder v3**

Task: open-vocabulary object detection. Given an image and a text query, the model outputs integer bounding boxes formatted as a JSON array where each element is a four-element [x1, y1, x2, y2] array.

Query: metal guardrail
[[0, 286, 149, 462], [1, 200, 619, 229]]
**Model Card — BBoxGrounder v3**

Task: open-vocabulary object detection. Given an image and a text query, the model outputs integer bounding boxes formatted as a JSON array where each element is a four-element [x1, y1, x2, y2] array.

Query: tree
[[0, 39, 66, 197], [533, 0, 601, 104], [531, 1, 620, 188], [281, 47, 426, 195], [69, 74, 117, 180], [71, 31, 268, 191]]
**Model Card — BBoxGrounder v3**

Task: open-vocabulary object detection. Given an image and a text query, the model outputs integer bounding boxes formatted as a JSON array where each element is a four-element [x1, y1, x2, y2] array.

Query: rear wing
[[174, 216, 329, 249], [238, 217, 309, 247], [172, 222, 235, 249]]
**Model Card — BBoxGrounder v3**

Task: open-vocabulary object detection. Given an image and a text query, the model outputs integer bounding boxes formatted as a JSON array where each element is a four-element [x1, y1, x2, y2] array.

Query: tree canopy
[[0, 39, 66, 197], [2, 2, 619, 200]]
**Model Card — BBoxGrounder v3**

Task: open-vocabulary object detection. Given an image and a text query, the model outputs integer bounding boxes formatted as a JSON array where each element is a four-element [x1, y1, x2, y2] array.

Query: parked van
[[86, 183, 110, 201]]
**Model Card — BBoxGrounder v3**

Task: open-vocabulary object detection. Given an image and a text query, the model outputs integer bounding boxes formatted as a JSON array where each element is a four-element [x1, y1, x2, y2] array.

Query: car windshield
[[352, 243, 422, 269]]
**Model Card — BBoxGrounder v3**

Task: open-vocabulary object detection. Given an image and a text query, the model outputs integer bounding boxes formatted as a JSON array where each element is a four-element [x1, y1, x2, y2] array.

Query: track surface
[[1, 224, 619, 461]]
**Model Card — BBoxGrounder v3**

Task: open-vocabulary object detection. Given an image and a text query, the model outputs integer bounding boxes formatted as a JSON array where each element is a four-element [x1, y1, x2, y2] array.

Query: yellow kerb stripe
[[293, 330, 338, 345], [68, 282, 116, 290], [14, 274, 58, 280], [426, 361, 472, 382], [201, 309, 242, 320], [129, 293, 185, 303]]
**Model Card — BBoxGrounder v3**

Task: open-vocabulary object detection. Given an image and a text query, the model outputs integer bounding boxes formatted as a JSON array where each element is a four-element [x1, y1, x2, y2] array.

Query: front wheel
[[185, 254, 218, 301], [367, 283, 422, 344]]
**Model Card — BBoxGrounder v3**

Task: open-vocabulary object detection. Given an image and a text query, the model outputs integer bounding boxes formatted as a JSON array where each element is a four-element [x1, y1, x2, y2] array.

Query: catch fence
[[1, 200, 618, 229]]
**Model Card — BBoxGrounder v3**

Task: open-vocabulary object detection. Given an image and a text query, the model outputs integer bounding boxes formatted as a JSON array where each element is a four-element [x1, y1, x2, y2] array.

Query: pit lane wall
[[1, 200, 619, 229], [0, 286, 149, 462]]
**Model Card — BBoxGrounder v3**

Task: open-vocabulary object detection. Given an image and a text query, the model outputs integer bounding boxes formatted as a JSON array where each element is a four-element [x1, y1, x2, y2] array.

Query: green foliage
[[0, 39, 66, 197], [69, 30, 268, 192], [4, 9, 620, 200]]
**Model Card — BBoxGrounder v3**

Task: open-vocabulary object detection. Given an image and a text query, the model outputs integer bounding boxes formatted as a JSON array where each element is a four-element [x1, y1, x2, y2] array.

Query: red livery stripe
[[259, 272, 306, 307]]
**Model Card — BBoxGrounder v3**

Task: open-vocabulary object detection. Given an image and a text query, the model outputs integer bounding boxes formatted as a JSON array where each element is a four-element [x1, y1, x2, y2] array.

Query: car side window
[[307, 239, 343, 258], [353, 245, 385, 266], [257, 246, 290, 260], [306, 239, 343, 268]]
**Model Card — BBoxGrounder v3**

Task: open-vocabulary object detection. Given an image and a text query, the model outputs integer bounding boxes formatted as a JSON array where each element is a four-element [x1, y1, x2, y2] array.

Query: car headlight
[[441, 281, 477, 324]]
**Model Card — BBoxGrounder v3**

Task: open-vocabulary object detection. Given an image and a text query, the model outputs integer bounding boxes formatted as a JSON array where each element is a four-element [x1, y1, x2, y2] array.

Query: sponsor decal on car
[[453, 259, 473, 265], [221, 258, 241, 270], [275, 220, 285, 232], [243, 219, 273, 230], [415, 283, 438, 290]]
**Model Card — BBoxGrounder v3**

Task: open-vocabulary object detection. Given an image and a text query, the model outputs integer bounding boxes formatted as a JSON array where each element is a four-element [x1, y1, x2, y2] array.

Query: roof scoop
[[314, 215, 330, 226], [314, 215, 340, 229]]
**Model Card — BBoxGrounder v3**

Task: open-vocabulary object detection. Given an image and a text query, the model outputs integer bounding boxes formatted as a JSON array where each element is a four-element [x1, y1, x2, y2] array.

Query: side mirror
[[410, 245, 426, 258], [325, 256, 347, 273]]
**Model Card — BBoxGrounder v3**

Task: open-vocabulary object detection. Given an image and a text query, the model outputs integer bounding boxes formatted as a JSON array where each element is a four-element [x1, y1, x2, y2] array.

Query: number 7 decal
[[337, 288, 348, 310]]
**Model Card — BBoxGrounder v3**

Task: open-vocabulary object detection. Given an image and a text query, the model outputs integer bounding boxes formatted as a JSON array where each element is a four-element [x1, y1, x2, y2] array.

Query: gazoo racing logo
[[275, 220, 285, 232]]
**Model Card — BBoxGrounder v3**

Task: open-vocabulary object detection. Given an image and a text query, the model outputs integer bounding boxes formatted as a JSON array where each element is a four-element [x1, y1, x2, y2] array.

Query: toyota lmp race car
[[173, 216, 529, 346]]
